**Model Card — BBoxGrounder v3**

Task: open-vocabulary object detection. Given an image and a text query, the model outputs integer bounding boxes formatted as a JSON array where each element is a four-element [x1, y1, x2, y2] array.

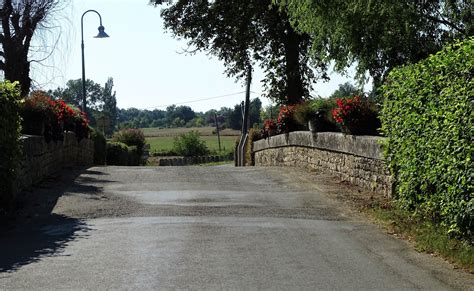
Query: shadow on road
[[0, 167, 113, 273], [0, 214, 92, 273]]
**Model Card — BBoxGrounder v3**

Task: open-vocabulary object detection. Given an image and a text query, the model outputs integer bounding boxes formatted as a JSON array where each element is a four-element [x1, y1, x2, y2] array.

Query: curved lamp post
[[81, 10, 109, 112]]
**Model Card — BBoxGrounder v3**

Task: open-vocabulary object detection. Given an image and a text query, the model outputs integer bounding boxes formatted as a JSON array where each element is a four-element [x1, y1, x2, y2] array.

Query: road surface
[[0, 166, 472, 289]]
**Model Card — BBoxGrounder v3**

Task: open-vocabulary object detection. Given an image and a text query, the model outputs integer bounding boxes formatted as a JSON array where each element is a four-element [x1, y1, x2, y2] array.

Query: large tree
[[274, 0, 473, 87], [152, 0, 323, 104], [0, 0, 59, 96], [50, 78, 103, 110], [50, 77, 118, 134]]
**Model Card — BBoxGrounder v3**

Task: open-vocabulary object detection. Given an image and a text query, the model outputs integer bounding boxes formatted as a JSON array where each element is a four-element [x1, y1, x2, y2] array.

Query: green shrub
[[127, 145, 140, 166], [172, 131, 209, 156], [293, 102, 316, 126], [309, 98, 339, 132], [0, 81, 21, 209], [381, 38, 473, 238], [91, 129, 106, 165], [106, 142, 130, 166], [112, 128, 146, 157]]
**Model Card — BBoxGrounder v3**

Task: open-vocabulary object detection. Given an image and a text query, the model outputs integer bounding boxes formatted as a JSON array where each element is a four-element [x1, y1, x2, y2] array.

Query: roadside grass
[[368, 201, 473, 272], [147, 135, 238, 156]]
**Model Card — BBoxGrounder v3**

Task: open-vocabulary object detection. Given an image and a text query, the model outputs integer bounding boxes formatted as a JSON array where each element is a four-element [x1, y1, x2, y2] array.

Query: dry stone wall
[[253, 132, 393, 196], [14, 132, 93, 194]]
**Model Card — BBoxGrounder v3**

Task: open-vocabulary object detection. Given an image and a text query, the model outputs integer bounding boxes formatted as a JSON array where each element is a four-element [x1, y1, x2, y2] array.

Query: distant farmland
[[143, 127, 240, 155], [142, 127, 240, 137]]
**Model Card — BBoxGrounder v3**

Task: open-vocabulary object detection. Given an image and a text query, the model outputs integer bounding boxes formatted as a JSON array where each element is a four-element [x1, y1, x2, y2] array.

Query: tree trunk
[[3, 41, 31, 97], [284, 21, 304, 105], [1, 0, 55, 97]]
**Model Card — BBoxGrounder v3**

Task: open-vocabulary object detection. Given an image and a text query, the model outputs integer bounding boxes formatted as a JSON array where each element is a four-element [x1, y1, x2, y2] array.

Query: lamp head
[[95, 25, 109, 38]]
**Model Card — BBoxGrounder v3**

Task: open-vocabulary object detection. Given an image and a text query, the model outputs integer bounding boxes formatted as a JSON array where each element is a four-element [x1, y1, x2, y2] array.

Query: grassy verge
[[367, 201, 473, 272]]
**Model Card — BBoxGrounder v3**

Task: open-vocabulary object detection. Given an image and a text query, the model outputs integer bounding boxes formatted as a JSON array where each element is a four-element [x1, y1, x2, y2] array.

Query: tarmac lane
[[0, 165, 472, 289]]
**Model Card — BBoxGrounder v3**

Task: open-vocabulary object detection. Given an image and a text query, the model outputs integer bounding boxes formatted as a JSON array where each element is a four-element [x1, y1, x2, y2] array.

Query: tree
[[226, 98, 262, 130], [152, 0, 323, 104], [100, 78, 118, 135], [274, 0, 473, 87], [0, 0, 60, 96], [166, 105, 196, 124], [329, 82, 363, 100], [50, 79, 103, 110], [51, 77, 118, 134]]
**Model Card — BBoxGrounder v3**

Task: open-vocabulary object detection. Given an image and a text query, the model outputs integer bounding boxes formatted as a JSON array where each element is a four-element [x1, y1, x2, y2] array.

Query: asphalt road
[[0, 165, 472, 290]]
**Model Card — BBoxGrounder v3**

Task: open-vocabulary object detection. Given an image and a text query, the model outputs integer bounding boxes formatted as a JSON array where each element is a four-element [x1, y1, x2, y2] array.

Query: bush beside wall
[[381, 38, 473, 238], [106, 142, 130, 166], [91, 129, 107, 165], [0, 81, 21, 209]]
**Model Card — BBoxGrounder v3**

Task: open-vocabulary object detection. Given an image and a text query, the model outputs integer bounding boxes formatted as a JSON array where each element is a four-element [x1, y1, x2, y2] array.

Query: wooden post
[[214, 113, 221, 153]]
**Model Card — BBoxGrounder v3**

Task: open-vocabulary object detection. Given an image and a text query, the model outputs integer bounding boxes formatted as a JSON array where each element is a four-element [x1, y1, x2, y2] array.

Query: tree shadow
[[0, 214, 93, 273], [0, 167, 115, 273]]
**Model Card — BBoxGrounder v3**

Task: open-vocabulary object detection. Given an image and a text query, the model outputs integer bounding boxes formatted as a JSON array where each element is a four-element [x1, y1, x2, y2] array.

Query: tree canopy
[[152, 0, 324, 104], [50, 78, 118, 135], [274, 0, 473, 86], [0, 0, 60, 96]]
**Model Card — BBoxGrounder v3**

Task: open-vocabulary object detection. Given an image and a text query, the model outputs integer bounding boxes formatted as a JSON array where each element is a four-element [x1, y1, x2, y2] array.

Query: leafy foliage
[[0, 81, 21, 208], [106, 142, 130, 166], [117, 98, 263, 130], [20, 91, 90, 142], [329, 82, 363, 100], [50, 78, 118, 135], [172, 131, 210, 157], [153, 0, 319, 104], [275, 0, 473, 87], [332, 96, 380, 135], [91, 129, 107, 165], [380, 38, 473, 238], [112, 128, 146, 158]]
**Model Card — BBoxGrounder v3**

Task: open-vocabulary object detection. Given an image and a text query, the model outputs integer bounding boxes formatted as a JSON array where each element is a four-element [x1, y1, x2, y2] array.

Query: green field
[[143, 127, 240, 155], [142, 127, 240, 137]]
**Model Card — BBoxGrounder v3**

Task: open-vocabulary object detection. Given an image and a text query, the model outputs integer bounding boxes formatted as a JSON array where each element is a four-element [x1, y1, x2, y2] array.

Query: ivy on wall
[[381, 38, 473, 238], [0, 81, 22, 209]]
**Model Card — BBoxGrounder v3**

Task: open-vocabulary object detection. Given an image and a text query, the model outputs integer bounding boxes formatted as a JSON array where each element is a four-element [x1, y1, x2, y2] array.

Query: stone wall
[[156, 154, 234, 166], [14, 132, 94, 195], [253, 132, 393, 196]]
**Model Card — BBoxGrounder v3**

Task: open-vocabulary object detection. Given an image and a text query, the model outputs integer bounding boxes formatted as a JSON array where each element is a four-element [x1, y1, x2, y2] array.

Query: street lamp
[[81, 9, 109, 112]]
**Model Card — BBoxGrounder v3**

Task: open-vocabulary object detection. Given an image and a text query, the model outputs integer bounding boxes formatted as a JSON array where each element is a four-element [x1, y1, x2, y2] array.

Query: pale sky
[[30, 0, 367, 112]]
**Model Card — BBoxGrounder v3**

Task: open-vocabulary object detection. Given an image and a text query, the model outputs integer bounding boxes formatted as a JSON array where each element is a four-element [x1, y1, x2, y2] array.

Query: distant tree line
[[118, 98, 262, 130]]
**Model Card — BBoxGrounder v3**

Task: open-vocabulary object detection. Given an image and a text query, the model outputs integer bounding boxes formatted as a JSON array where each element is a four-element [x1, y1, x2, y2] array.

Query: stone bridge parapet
[[253, 132, 393, 196]]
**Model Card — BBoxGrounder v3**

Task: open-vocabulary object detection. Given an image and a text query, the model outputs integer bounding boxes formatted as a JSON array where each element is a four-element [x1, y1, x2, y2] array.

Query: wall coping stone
[[253, 131, 386, 160]]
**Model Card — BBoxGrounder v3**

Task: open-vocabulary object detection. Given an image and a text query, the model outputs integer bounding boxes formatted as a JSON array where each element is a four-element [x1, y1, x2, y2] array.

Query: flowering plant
[[21, 91, 90, 141], [277, 104, 298, 133], [263, 119, 277, 131], [262, 119, 277, 138], [332, 95, 362, 126], [331, 95, 380, 135]]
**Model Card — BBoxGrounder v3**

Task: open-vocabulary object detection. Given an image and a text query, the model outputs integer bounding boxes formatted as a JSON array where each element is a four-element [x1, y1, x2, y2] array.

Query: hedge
[[91, 129, 107, 165], [381, 38, 473, 238], [106, 142, 141, 166], [0, 81, 22, 209], [106, 142, 130, 166]]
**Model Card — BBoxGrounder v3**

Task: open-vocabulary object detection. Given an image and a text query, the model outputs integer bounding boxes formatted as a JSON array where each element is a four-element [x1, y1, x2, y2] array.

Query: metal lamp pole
[[81, 10, 109, 113]]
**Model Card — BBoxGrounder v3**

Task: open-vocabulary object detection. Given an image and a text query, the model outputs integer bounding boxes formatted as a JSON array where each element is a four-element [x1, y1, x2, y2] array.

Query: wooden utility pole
[[214, 113, 221, 153], [237, 66, 252, 166], [242, 66, 252, 135]]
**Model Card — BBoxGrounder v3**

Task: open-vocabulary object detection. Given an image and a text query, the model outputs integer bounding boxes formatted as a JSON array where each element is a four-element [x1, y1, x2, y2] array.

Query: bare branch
[[423, 14, 466, 35]]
